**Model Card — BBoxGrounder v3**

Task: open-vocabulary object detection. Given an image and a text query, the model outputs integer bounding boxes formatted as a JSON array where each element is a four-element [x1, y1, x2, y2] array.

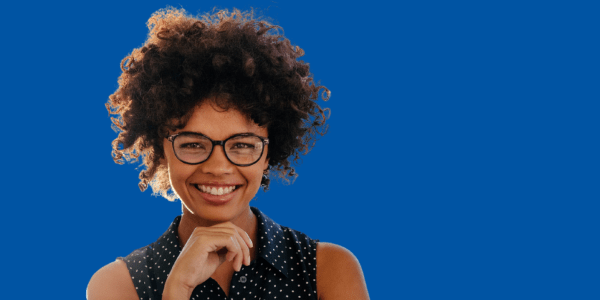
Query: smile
[[194, 184, 238, 196]]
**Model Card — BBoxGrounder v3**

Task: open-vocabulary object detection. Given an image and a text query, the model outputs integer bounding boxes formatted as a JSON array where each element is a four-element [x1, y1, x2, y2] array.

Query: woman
[[87, 7, 369, 300]]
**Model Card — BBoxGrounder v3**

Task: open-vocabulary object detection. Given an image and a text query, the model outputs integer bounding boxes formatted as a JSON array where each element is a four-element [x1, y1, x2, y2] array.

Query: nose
[[199, 144, 234, 176]]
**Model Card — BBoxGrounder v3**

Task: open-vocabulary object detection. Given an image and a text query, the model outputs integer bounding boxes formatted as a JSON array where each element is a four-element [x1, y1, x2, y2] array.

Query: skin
[[163, 101, 267, 297], [87, 101, 369, 300]]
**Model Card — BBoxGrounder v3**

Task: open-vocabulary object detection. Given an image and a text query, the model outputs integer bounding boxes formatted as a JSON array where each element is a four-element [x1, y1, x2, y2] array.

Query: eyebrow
[[178, 131, 264, 139]]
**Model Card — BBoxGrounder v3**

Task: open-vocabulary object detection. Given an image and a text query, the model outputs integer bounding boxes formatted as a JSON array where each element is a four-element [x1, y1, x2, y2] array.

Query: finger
[[234, 231, 251, 267], [225, 249, 236, 262], [209, 232, 242, 265], [201, 226, 238, 237], [232, 235, 245, 272], [225, 234, 244, 272], [204, 223, 250, 270], [212, 223, 253, 249], [236, 226, 253, 249], [227, 234, 242, 257]]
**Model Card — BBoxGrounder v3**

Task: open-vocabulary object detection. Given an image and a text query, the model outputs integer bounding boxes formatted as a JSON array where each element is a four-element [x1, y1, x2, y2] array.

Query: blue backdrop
[[1, 1, 598, 299]]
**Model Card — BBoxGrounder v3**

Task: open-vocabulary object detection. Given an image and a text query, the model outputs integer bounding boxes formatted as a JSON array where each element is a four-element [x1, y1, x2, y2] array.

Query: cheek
[[242, 168, 265, 190], [168, 163, 194, 183], [164, 147, 193, 188]]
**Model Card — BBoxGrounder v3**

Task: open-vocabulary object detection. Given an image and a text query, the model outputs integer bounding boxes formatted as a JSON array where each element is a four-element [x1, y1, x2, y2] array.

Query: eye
[[180, 143, 206, 149], [231, 143, 256, 149]]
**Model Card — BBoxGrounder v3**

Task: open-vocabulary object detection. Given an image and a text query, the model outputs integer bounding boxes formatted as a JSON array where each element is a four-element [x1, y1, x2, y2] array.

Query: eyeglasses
[[167, 132, 269, 166]]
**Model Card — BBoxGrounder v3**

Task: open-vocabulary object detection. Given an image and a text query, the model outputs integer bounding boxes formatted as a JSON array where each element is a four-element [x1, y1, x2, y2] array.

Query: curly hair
[[106, 7, 330, 201]]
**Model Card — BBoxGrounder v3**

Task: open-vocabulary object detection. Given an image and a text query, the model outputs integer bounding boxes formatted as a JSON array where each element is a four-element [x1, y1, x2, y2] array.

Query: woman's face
[[163, 101, 269, 223]]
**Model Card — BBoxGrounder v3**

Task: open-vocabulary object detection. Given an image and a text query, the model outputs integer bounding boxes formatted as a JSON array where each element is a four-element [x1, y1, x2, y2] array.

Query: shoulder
[[87, 259, 138, 300], [316, 242, 369, 300]]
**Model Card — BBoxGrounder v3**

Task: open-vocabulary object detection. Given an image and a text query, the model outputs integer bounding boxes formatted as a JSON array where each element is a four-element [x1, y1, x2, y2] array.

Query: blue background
[[1, 0, 598, 299]]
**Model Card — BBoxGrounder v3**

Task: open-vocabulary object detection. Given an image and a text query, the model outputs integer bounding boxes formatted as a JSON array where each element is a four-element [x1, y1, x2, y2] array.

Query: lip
[[193, 183, 240, 206], [197, 182, 241, 187]]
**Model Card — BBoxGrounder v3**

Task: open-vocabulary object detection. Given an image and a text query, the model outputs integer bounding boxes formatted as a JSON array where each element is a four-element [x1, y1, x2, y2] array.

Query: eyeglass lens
[[173, 133, 265, 165]]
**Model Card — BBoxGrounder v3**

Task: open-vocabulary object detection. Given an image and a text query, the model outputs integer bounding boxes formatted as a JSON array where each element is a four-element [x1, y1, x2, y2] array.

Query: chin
[[184, 201, 248, 222]]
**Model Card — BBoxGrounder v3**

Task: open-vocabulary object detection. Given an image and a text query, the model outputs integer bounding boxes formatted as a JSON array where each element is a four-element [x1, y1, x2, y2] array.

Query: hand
[[163, 222, 253, 299]]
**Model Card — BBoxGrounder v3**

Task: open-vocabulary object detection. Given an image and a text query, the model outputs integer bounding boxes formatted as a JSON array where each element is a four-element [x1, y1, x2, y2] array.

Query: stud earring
[[261, 168, 270, 189]]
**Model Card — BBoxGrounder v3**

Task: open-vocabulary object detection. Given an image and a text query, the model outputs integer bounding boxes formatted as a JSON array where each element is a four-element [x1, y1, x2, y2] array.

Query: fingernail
[[247, 234, 253, 248]]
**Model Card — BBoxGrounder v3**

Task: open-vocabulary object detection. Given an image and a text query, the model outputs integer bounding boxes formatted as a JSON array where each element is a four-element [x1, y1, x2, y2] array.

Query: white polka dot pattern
[[117, 207, 319, 300]]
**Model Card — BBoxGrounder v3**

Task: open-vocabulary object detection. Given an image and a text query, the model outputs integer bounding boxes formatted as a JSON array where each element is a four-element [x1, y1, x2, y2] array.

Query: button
[[239, 276, 247, 283]]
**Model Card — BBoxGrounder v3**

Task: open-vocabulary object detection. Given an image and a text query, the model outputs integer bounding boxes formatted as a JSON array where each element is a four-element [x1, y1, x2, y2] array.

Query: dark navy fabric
[[118, 207, 319, 300]]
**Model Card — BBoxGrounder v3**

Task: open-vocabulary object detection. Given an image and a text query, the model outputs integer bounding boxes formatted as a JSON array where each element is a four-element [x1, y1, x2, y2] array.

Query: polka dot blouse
[[117, 207, 319, 300]]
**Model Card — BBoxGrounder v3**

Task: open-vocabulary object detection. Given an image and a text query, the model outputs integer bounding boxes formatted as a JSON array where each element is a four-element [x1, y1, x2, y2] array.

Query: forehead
[[181, 102, 268, 138]]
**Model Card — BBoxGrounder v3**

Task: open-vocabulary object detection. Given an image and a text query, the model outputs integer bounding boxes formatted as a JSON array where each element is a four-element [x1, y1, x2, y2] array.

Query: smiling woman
[[163, 103, 270, 225], [86, 6, 369, 300]]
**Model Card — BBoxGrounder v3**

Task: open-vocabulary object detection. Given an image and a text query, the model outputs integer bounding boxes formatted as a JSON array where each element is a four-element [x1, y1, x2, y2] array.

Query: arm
[[88, 222, 251, 300], [316, 242, 370, 300], [86, 260, 139, 300]]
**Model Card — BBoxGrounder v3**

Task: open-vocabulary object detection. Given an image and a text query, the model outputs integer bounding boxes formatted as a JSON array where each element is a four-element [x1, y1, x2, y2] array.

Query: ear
[[263, 158, 270, 173], [160, 139, 170, 166], [159, 153, 167, 166]]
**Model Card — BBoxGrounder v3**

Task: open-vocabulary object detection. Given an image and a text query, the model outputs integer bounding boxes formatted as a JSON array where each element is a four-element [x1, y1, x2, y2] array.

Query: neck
[[177, 204, 257, 250]]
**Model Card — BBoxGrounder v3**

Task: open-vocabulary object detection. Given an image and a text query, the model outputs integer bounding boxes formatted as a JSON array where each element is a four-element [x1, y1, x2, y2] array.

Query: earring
[[261, 169, 270, 188], [261, 171, 268, 183]]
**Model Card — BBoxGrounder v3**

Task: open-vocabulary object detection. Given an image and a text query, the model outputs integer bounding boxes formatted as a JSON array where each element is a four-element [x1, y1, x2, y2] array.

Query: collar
[[251, 206, 290, 278]]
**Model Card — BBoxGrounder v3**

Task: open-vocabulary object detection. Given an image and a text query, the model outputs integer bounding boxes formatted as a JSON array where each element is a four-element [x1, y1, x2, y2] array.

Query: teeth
[[197, 185, 236, 196]]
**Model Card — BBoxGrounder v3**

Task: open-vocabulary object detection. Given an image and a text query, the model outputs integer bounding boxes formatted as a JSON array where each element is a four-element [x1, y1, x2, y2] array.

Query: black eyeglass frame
[[166, 132, 270, 167]]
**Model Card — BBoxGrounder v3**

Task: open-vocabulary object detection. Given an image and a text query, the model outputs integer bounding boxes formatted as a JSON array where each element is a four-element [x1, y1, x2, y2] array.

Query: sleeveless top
[[117, 207, 319, 300]]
